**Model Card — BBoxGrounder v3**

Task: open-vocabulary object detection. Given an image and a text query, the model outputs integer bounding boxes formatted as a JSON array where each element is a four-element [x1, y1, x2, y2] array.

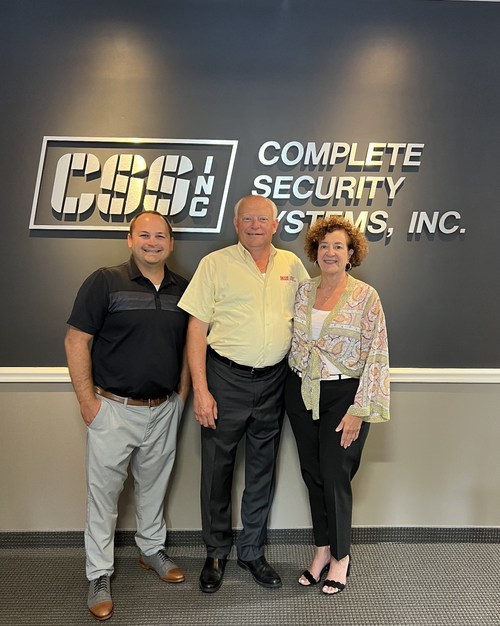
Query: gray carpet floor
[[1, 541, 499, 625]]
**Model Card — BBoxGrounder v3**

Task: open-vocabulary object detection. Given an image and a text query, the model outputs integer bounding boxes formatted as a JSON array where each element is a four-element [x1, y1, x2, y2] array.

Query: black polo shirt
[[67, 257, 189, 399]]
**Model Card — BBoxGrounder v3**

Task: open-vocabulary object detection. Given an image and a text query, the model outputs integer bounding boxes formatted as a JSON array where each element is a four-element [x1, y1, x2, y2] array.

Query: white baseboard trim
[[1, 367, 500, 384], [0, 367, 69, 383], [390, 368, 500, 383]]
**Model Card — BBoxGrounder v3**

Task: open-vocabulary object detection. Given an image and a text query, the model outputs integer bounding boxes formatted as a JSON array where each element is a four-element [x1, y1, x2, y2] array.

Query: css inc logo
[[29, 137, 238, 233]]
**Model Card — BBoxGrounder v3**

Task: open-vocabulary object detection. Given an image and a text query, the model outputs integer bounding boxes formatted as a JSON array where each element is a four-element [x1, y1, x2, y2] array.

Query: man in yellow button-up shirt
[[178, 194, 308, 593]]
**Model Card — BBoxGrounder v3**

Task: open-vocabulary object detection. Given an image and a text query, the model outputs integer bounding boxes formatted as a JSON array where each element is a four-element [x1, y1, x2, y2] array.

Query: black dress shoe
[[237, 556, 282, 588], [199, 557, 227, 593]]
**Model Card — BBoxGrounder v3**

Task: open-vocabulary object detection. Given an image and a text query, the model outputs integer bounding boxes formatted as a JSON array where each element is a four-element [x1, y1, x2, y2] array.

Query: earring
[[345, 262, 352, 271], [314, 260, 318, 266]]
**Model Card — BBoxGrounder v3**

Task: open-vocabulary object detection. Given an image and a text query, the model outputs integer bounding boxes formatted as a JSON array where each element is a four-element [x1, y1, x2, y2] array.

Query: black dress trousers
[[201, 352, 287, 561], [285, 369, 370, 560]]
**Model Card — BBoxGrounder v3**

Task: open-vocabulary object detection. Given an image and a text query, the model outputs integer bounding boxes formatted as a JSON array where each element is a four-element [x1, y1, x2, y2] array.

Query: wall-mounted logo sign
[[29, 137, 238, 232]]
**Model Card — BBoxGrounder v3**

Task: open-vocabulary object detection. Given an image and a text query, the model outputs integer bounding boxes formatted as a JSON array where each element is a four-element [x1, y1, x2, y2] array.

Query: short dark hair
[[304, 216, 369, 267], [129, 211, 173, 237]]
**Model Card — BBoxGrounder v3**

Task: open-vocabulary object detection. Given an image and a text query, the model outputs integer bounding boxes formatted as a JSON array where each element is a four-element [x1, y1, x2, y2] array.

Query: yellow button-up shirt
[[178, 242, 309, 367]]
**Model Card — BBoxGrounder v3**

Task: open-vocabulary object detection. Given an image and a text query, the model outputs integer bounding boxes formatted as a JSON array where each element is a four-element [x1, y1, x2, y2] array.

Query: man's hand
[[193, 388, 218, 429], [186, 316, 218, 427], [65, 325, 99, 426], [80, 398, 102, 426]]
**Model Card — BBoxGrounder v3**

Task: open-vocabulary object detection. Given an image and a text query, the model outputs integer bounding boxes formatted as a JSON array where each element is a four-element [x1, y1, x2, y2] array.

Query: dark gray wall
[[1, 0, 499, 367]]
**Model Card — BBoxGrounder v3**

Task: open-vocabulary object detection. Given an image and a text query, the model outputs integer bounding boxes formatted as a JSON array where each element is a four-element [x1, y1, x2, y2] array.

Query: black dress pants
[[201, 353, 287, 561], [285, 369, 370, 560]]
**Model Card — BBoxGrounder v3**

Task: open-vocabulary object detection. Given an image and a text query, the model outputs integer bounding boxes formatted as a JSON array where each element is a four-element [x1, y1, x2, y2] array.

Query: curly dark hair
[[304, 216, 369, 267]]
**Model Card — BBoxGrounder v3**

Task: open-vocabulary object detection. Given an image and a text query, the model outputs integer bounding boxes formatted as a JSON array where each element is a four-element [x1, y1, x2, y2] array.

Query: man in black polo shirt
[[65, 211, 189, 621]]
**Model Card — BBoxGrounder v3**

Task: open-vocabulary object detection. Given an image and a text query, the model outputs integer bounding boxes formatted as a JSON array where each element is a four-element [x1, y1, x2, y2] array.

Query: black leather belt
[[208, 346, 282, 376], [94, 386, 171, 407]]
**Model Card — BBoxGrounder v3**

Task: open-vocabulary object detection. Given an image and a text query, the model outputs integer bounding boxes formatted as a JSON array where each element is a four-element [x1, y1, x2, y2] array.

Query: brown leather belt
[[94, 386, 171, 407]]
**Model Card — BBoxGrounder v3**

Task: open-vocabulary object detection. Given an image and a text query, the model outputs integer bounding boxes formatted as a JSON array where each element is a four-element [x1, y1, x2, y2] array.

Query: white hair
[[233, 195, 278, 220]]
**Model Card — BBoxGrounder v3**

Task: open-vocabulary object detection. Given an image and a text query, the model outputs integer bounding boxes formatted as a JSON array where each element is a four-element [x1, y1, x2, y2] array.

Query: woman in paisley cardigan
[[285, 216, 390, 596]]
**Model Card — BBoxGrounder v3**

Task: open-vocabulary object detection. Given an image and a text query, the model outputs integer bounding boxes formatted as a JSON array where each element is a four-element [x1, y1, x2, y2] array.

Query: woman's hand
[[335, 413, 363, 448]]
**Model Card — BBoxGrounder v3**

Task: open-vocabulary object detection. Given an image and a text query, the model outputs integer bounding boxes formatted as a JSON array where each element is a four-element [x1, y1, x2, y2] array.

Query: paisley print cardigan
[[288, 274, 390, 422]]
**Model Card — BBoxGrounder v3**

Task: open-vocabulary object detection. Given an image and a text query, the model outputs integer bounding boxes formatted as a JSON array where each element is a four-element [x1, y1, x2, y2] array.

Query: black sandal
[[298, 564, 329, 586], [322, 579, 346, 594], [321, 556, 351, 595]]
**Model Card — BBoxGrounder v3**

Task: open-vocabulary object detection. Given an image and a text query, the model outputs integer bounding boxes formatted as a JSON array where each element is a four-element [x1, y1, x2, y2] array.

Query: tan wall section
[[1, 382, 499, 531]]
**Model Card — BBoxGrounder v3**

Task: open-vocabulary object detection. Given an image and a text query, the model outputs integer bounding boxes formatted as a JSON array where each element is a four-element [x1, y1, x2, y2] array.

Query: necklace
[[317, 275, 347, 304], [317, 287, 336, 303]]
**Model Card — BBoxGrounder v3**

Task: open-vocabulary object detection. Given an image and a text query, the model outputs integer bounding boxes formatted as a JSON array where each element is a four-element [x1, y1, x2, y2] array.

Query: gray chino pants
[[85, 393, 183, 580]]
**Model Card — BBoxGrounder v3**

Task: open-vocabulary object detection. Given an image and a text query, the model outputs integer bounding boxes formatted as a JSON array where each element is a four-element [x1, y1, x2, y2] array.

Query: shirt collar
[[236, 241, 277, 261], [127, 256, 176, 287]]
